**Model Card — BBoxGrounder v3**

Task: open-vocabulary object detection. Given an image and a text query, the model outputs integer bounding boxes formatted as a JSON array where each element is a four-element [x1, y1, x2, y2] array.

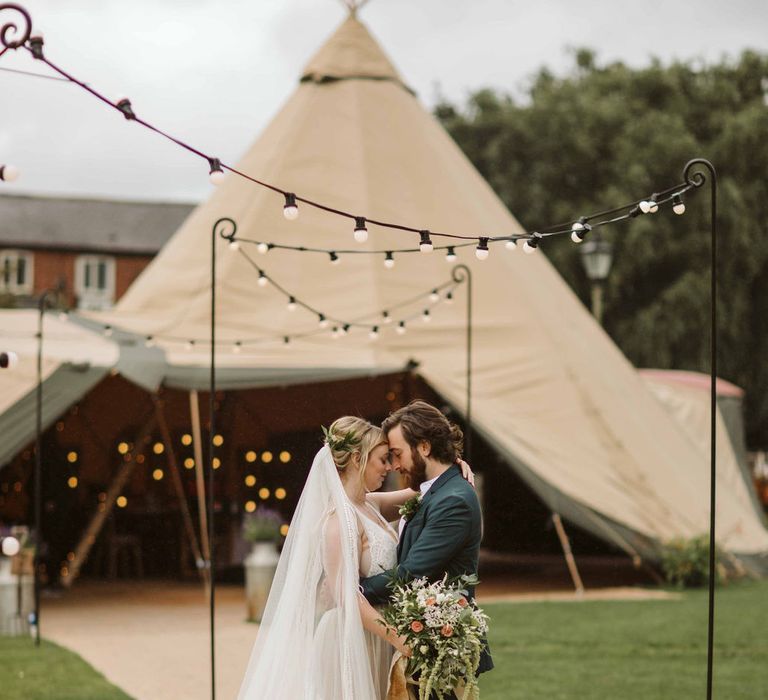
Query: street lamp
[[579, 236, 613, 324]]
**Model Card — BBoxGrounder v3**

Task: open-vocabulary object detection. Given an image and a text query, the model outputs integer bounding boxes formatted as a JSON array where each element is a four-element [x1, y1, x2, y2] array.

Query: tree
[[436, 51, 768, 449]]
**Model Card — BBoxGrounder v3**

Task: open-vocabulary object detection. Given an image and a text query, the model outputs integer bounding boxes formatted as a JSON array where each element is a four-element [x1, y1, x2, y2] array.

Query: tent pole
[[62, 412, 157, 588], [152, 394, 206, 585], [683, 159, 718, 700], [189, 390, 212, 599], [452, 264, 472, 462], [552, 513, 585, 595]]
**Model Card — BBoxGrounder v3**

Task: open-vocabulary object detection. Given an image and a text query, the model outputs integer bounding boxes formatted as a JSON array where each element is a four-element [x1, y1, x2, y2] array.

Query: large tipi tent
[[4, 13, 767, 571]]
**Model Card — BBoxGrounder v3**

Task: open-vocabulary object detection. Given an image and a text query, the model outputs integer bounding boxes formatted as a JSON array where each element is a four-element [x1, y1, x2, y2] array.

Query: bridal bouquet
[[381, 574, 489, 700]]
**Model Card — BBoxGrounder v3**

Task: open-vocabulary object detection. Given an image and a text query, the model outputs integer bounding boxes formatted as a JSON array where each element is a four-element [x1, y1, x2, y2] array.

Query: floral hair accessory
[[398, 494, 422, 522], [321, 425, 358, 455]]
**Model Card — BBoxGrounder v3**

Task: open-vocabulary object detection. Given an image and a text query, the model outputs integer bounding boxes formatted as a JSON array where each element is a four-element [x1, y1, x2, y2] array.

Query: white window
[[0, 249, 34, 295], [75, 255, 116, 310]]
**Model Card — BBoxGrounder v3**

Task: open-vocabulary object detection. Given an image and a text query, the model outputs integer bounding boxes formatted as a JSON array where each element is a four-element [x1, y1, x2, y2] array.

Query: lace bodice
[[356, 501, 398, 577]]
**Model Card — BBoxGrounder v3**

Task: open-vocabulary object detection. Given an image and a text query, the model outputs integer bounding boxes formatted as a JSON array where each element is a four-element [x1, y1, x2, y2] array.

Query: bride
[[237, 416, 471, 699]]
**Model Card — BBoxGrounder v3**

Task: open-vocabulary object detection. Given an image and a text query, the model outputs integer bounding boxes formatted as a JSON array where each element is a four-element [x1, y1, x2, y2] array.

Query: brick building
[[0, 193, 193, 309]]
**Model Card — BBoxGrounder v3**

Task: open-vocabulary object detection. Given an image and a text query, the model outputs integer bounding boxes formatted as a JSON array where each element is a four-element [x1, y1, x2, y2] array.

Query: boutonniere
[[399, 495, 422, 522]]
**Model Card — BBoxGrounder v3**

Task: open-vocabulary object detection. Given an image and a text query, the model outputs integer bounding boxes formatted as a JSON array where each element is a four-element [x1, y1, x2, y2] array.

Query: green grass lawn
[[480, 580, 767, 699], [0, 636, 133, 700]]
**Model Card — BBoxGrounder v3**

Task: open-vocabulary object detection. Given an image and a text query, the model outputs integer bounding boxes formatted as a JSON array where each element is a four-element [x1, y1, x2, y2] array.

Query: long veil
[[238, 445, 379, 699]]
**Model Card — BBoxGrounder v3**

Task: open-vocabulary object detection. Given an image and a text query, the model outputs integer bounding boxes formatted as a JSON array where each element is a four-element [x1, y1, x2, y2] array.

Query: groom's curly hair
[[382, 400, 463, 464]]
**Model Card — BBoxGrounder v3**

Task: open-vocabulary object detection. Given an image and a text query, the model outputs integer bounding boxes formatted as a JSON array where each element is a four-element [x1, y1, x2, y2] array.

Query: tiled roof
[[0, 193, 195, 255]]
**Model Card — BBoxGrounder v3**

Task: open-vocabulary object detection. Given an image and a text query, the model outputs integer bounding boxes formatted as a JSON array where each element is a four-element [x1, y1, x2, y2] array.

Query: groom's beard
[[406, 448, 428, 489]]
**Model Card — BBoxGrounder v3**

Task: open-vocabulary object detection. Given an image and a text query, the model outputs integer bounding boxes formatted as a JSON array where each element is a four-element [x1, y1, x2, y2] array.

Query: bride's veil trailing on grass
[[238, 444, 378, 699]]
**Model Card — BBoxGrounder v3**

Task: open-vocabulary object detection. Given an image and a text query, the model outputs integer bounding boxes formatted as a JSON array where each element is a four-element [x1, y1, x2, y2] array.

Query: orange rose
[[425, 597, 437, 606], [441, 624, 454, 637], [457, 597, 468, 608], [410, 620, 424, 633]]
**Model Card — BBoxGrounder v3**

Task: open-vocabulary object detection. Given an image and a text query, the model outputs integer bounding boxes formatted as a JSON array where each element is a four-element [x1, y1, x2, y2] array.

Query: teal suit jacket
[[361, 464, 493, 674]]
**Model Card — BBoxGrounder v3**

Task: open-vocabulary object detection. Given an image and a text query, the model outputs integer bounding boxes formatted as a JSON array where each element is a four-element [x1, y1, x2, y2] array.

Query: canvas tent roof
[[0, 310, 120, 467], [17, 14, 768, 567]]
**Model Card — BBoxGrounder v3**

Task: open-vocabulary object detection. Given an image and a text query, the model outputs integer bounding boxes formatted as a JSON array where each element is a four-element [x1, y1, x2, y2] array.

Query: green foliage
[[0, 637, 133, 700], [241, 508, 283, 543], [436, 50, 768, 448], [660, 535, 720, 588], [480, 580, 768, 699]]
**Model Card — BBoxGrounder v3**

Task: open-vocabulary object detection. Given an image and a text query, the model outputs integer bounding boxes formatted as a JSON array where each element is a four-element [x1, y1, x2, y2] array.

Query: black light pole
[[579, 235, 614, 325], [683, 159, 718, 700], [208, 217, 235, 700], [451, 264, 472, 462], [34, 288, 55, 647]]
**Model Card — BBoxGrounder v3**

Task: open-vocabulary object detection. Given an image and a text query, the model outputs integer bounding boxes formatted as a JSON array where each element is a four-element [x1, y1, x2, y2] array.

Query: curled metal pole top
[[213, 216, 237, 241], [451, 263, 471, 285], [683, 158, 717, 188], [0, 3, 32, 51]]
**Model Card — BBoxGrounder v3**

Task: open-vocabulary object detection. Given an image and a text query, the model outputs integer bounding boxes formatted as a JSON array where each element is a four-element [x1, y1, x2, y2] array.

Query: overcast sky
[[1, 0, 766, 202]]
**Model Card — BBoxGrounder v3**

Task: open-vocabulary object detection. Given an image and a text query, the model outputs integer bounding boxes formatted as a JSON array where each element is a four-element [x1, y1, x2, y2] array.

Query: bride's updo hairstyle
[[324, 416, 385, 482]]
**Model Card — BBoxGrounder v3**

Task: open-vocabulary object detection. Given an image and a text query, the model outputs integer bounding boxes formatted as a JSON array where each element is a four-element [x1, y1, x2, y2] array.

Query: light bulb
[[318, 314, 329, 329], [505, 239, 517, 251], [283, 193, 299, 220], [639, 200, 652, 214], [256, 242, 269, 255], [445, 247, 457, 262], [445, 291, 454, 304], [233, 341, 242, 354], [0, 351, 19, 369], [353, 217, 368, 243], [257, 273, 268, 288], [429, 289, 440, 303], [287, 296, 297, 311], [382, 311, 392, 324], [1, 536, 20, 557], [384, 252, 395, 269], [103, 325, 113, 337], [523, 240, 537, 254], [368, 326, 379, 340], [475, 237, 490, 260], [648, 197, 659, 214], [208, 158, 225, 185], [115, 97, 135, 120], [571, 218, 588, 243], [331, 327, 340, 339], [228, 239, 240, 251], [396, 321, 406, 335], [672, 195, 686, 215], [28, 33, 45, 60], [145, 336, 155, 348], [419, 231, 433, 253], [0, 165, 19, 182], [329, 251, 340, 265], [185, 340, 195, 351], [422, 309, 431, 323], [341, 324, 350, 336]]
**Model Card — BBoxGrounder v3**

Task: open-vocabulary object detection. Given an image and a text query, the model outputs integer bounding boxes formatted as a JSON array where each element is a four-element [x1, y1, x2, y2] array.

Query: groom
[[361, 400, 493, 695]]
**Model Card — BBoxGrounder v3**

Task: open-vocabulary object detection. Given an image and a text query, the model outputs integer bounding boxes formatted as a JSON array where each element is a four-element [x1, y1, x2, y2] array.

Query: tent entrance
[[1, 370, 652, 587]]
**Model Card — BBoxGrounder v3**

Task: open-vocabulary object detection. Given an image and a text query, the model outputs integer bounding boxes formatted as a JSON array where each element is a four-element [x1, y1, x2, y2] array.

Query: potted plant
[[242, 508, 283, 622]]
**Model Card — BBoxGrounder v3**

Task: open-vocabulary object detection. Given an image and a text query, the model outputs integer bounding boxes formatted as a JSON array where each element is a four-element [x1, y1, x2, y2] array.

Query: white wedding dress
[[312, 499, 399, 699], [238, 446, 398, 700]]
